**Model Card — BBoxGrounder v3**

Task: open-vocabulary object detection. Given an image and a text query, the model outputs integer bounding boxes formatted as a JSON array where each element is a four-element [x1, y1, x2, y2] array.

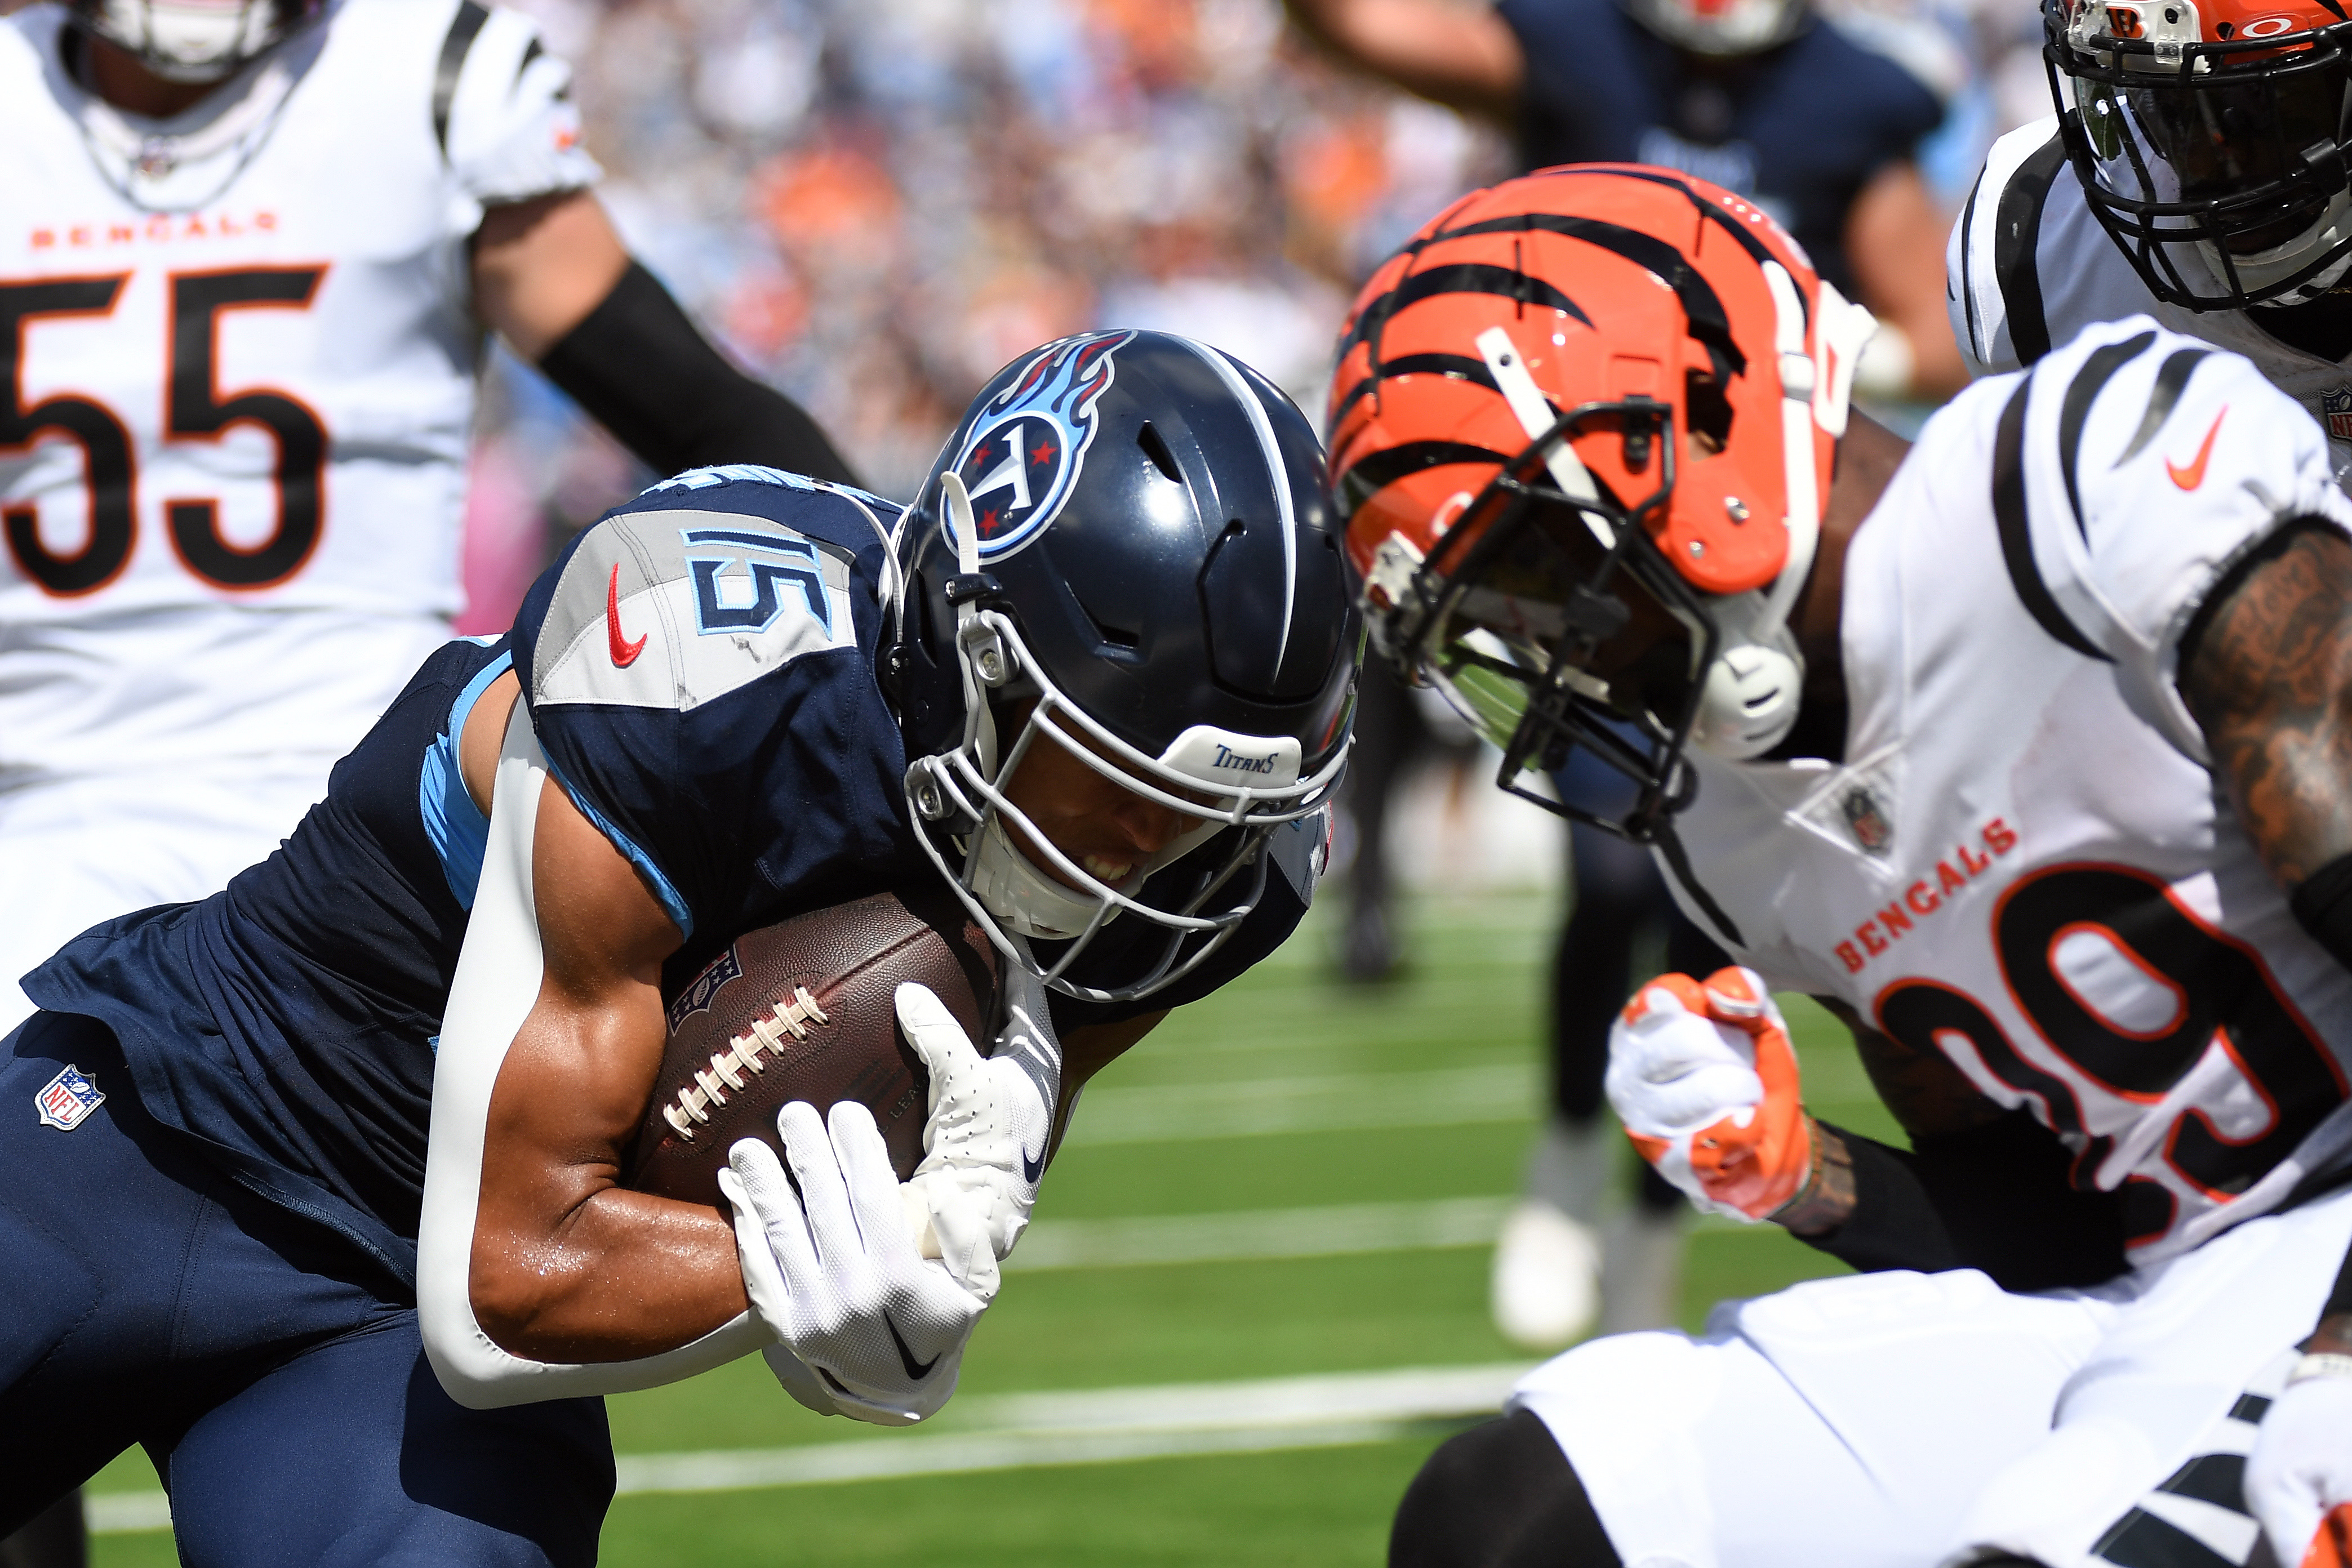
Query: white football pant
[[1511, 1185, 2352, 1568]]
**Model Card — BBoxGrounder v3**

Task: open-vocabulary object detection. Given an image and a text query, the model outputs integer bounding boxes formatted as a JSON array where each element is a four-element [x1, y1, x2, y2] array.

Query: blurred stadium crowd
[[457, 0, 2053, 632], [460, 0, 1504, 623]]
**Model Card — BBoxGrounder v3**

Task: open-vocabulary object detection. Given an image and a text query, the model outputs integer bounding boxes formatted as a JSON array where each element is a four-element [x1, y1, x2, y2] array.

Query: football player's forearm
[[1769, 1120, 1856, 1235], [1842, 162, 1968, 401], [1278, 0, 1523, 117], [2180, 520, 2352, 891], [537, 261, 860, 487], [470, 990, 748, 1360], [470, 1187, 749, 1362], [1789, 1113, 2131, 1290]]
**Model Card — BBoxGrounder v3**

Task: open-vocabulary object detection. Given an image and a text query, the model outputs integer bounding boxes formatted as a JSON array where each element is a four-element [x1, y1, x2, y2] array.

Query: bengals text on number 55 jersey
[[0, 0, 598, 785]]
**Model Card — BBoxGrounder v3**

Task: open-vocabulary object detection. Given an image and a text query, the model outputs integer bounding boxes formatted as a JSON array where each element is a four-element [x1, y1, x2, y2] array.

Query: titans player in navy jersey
[[0, 330, 1358, 1565]]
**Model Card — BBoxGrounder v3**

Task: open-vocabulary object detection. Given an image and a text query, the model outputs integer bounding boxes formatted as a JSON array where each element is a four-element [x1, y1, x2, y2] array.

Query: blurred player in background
[[0, 0, 854, 1553], [1952, 0, 2352, 466], [1336, 164, 2352, 1568], [1287, 0, 1964, 1348]]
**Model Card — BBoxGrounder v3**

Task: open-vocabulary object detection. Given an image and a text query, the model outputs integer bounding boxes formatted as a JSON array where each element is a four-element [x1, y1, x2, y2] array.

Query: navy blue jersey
[[1498, 0, 1944, 295], [25, 469, 1310, 1286]]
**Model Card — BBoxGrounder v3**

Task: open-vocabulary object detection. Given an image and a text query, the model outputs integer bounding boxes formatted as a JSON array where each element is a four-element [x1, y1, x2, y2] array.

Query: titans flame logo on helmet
[[949, 330, 1136, 562]]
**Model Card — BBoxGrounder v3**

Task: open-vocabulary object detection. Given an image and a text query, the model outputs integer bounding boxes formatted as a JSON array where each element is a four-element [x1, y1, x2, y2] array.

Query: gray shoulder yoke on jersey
[[532, 504, 862, 715], [1951, 119, 2069, 374], [415, 701, 766, 1409], [1950, 118, 2157, 378]]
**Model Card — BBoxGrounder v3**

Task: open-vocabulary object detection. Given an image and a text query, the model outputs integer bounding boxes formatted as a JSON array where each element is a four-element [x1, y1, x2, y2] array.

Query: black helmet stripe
[[1335, 264, 1594, 368], [1334, 439, 1511, 520], [1532, 166, 1792, 282], [1328, 353, 1498, 428], [1438, 212, 1749, 381], [1181, 339, 1302, 672]]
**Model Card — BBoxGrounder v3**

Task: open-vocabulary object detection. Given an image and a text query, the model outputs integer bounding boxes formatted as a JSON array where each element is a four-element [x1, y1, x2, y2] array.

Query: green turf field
[[87, 890, 1902, 1566]]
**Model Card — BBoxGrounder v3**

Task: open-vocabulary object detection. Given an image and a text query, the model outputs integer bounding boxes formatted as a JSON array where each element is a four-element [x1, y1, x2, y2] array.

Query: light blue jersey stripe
[[541, 753, 695, 941], [416, 652, 512, 910]]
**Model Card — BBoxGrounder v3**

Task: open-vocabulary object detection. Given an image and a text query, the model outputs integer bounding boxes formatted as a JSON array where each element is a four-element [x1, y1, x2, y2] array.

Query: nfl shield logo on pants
[[34, 1064, 104, 1131], [2323, 386, 2352, 441]]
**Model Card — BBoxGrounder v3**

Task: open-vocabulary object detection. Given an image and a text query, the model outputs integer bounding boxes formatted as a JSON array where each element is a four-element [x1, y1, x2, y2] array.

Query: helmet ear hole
[[1137, 422, 1183, 484], [1684, 369, 1735, 455]]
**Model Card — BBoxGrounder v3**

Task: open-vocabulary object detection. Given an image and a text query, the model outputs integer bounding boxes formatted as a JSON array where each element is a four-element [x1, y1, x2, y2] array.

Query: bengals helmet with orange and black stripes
[[1327, 164, 1878, 841]]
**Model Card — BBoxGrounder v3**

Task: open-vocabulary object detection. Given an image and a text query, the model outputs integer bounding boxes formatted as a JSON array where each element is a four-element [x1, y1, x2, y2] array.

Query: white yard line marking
[[1063, 1064, 1536, 1145], [87, 1363, 1538, 1530], [1008, 1196, 1514, 1270], [615, 1362, 1539, 1497]]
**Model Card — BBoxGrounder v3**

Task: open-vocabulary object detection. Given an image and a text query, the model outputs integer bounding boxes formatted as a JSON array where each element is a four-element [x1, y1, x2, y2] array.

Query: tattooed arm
[[1759, 999, 2128, 1288], [1765, 999, 2002, 1235], [2180, 516, 2352, 1376], [2179, 519, 2352, 888]]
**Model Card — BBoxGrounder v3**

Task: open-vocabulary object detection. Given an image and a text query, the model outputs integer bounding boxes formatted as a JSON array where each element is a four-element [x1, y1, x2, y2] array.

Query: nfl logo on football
[[34, 1063, 105, 1132], [2323, 386, 2352, 441]]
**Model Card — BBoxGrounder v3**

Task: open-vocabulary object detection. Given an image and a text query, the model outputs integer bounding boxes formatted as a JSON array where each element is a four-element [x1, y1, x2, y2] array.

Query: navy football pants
[[0, 1013, 613, 1566]]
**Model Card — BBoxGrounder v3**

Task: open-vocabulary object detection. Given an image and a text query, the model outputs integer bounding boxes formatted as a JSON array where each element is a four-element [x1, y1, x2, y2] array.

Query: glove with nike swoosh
[[895, 959, 1062, 1300], [720, 1101, 986, 1426]]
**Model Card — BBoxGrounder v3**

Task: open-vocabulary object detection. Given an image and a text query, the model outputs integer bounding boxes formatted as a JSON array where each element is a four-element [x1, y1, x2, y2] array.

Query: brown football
[[625, 888, 999, 1207]]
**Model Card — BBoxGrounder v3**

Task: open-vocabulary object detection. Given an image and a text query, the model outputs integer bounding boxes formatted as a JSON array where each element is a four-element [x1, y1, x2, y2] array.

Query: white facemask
[[86, 0, 288, 81]]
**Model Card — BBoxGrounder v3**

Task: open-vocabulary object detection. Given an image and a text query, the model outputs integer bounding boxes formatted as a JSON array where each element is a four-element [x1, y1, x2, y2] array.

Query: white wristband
[[1850, 323, 1915, 402], [2288, 1351, 2352, 1385]]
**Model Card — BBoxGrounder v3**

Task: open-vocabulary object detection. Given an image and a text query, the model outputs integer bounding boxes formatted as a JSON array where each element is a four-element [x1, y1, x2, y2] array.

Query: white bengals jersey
[[0, 0, 598, 784], [1946, 117, 2352, 492], [1660, 318, 2352, 1264]]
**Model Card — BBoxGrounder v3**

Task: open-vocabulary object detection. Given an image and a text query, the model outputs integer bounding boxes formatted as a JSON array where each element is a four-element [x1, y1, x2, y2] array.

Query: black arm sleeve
[[1795, 1112, 2131, 1292], [537, 260, 861, 488]]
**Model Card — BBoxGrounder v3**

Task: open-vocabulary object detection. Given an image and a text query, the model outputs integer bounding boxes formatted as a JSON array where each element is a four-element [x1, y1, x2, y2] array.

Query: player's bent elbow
[[416, 1274, 541, 1411], [463, 1245, 578, 1365]]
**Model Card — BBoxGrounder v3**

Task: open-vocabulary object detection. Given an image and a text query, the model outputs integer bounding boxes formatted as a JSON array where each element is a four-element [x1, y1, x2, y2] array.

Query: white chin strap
[[966, 815, 1109, 941], [1683, 265, 1875, 761]]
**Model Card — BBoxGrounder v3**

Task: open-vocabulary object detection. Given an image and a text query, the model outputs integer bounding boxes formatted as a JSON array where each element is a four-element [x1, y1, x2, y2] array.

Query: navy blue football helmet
[[889, 330, 1360, 1003]]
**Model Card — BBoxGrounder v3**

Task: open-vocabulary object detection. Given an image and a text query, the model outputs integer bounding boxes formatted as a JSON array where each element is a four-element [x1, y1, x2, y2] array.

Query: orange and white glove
[[1604, 966, 1813, 1222]]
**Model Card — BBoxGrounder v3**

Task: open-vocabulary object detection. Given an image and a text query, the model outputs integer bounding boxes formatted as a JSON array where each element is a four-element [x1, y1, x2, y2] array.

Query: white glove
[[718, 1101, 986, 1426], [1604, 969, 1812, 1222], [2247, 1365, 2352, 1568], [895, 964, 1062, 1300]]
